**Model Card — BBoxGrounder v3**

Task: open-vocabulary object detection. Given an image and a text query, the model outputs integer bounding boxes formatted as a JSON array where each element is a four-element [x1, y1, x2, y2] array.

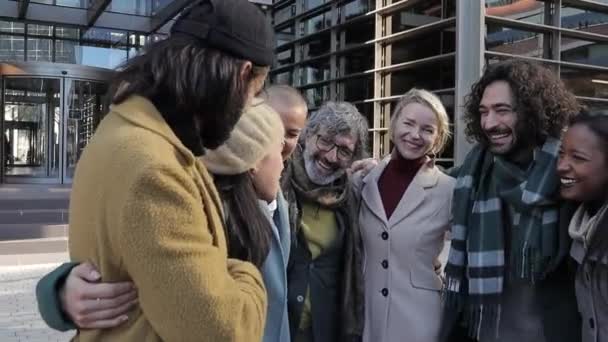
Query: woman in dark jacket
[[557, 110, 608, 342]]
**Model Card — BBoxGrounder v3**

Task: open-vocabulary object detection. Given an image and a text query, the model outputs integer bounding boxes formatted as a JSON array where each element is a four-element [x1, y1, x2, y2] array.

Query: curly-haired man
[[441, 60, 582, 342]]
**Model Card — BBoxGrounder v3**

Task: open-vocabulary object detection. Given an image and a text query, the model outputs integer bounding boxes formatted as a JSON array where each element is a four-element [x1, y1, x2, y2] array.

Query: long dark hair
[[214, 173, 273, 268], [110, 35, 267, 155], [572, 111, 608, 269]]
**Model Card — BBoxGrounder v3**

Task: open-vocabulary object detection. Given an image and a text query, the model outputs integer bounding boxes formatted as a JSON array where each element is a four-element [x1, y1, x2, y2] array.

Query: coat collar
[[110, 95, 196, 166], [258, 192, 291, 264], [361, 155, 439, 226]]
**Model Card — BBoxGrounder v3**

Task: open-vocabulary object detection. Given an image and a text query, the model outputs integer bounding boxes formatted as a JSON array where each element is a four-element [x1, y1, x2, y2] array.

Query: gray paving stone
[[0, 264, 73, 342]]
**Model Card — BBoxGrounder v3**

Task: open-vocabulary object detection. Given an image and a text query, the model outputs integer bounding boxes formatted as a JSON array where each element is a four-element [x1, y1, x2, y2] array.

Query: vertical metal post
[[454, 0, 484, 165]]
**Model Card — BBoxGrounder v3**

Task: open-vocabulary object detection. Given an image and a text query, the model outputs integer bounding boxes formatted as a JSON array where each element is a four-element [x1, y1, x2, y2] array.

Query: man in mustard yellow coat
[[66, 0, 274, 340]]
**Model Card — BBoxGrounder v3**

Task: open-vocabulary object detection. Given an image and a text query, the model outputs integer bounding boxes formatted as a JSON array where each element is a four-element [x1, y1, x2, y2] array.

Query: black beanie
[[171, 0, 275, 67]]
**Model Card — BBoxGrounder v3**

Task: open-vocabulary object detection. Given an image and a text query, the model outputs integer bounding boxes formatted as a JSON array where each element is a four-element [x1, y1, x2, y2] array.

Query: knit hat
[[171, 0, 275, 66], [202, 99, 285, 175]]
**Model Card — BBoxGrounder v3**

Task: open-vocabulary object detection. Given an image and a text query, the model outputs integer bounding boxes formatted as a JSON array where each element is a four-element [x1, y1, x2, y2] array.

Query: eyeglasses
[[316, 135, 354, 162]]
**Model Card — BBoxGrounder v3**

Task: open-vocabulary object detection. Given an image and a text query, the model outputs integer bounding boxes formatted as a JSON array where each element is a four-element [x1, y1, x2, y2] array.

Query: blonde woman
[[353, 89, 454, 342]]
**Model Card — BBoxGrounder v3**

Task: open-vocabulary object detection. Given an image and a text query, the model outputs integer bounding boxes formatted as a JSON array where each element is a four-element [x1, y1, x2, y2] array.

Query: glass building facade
[[269, 0, 608, 167], [0, 0, 198, 184]]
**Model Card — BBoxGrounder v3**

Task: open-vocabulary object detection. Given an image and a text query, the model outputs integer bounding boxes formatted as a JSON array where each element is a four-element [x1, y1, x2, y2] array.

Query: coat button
[[381, 288, 389, 297], [381, 260, 388, 269], [381, 232, 389, 240], [590, 318, 595, 329], [297, 295, 304, 302]]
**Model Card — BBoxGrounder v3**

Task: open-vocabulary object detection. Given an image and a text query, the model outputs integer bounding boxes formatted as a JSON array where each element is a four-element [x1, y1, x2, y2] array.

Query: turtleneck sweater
[[377, 153, 425, 219]]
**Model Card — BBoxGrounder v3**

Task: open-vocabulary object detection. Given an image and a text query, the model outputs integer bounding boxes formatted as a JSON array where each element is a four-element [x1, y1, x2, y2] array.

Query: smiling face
[[302, 128, 357, 185], [391, 102, 439, 160], [557, 123, 608, 203], [479, 80, 520, 155]]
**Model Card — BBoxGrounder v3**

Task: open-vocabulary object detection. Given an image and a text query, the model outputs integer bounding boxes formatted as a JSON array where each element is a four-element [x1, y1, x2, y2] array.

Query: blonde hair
[[389, 88, 451, 156]]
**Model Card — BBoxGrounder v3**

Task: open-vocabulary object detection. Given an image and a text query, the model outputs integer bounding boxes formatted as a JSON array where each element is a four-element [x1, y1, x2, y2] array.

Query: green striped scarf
[[444, 138, 562, 338]]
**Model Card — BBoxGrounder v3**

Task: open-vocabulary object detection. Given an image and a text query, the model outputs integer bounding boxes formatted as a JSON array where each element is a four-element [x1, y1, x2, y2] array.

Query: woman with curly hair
[[557, 110, 608, 342], [442, 59, 582, 342]]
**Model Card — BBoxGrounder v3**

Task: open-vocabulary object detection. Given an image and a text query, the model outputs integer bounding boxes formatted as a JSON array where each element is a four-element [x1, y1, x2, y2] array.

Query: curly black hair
[[463, 60, 580, 146]]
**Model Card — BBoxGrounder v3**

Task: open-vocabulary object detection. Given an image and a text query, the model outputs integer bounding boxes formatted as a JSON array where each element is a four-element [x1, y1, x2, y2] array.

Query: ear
[[239, 61, 253, 82], [249, 166, 258, 176]]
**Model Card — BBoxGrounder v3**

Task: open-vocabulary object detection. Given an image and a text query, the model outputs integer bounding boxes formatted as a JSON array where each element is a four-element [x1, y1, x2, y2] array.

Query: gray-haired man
[[282, 101, 368, 342]]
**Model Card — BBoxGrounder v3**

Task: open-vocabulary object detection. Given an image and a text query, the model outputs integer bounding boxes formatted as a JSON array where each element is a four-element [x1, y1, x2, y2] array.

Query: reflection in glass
[[300, 33, 331, 59], [55, 41, 128, 69], [561, 67, 608, 98], [337, 47, 373, 76], [340, 0, 374, 22], [0, 35, 25, 62], [305, 85, 330, 108], [108, 0, 152, 16], [390, 29, 455, 65], [390, 59, 455, 95], [65, 80, 108, 179], [338, 20, 373, 48], [561, 38, 608, 68], [28, 24, 53, 36], [338, 76, 373, 102], [486, 24, 544, 58], [301, 59, 330, 84], [485, 0, 545, 23], [3, 78, 61, 178], [301, 11, 331, 35], [0, 21, 24, 34], [27, 38, 53, 62]]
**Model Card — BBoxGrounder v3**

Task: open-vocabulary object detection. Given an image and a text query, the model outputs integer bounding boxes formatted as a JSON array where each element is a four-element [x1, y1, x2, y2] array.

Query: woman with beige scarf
[[557, 110, 608, 342]]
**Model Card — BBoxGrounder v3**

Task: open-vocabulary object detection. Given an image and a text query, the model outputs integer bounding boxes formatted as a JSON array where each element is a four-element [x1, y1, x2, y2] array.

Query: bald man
[[265, 85, 308, 160]]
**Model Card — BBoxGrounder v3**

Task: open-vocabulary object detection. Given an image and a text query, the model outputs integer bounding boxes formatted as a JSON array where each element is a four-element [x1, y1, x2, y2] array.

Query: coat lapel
[[387, 159, 440, 228], [361, 158, 390, 225]]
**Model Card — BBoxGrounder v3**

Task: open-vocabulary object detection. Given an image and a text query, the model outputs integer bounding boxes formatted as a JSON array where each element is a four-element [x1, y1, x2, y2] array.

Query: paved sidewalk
[[0, 264, 73, 342]]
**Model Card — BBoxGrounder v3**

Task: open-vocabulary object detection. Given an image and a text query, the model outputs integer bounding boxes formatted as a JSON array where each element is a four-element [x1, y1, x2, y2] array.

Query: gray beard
[[303, 151, 344, 186]]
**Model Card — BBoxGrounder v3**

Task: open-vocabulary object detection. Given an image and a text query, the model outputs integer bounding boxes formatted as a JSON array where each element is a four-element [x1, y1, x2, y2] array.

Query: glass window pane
[[56, 26, 79, 39], [300, 33, 330, 59], [53, 40, 128, 68], [27, 38, 53, 62], [54, 40, 77, 64], [277, 27, 295, 47], [337, 19, 373, 49], [82, 28, 128, 45], [561, 37, 608, 68], [337, 76, 373, 102], [390, 28, 455, 65], [301, 59, 330, 84], [300, 10, 331, 35], [303, 0, 326, 11], [485, 0, 546, 24], [273, 71, 293, 85], [486, 24, 545, 59], [108, 0, 152, 16], [561, 5, 608, 30], [390, 58, 455, 95], [0, 35, 25, 62], [28, 24, 53, 37], [340, 0, 375, 22], [561, 67, 608, 98], [305, 85, 330, 108], [277, 48, 294, 67], [337, 47, 373, 76], [0, 21, 25, 34], [275, 4, 296, 25], [31, 0, 88, 8]]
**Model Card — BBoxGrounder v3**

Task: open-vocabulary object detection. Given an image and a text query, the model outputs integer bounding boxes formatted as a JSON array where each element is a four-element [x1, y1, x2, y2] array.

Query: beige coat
[[355, 157, 454, 342]]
